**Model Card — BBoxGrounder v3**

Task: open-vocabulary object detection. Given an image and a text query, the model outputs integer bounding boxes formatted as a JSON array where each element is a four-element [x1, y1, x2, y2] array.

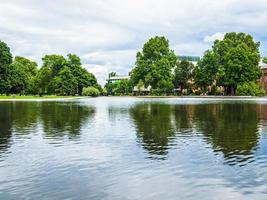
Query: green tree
[[42, 55, 67, 77], [130, 36, 177, 93], [67, 54, 98, 95], [35, 65, 52, 95], [53, 66, 77, 96], [263, 57, 267, 64], [105, 79, 133, 95], [194, 50, 217, 92], [0, 41, 13, 94], [195, 32, 262, 95], [174, 60, 194, 93], [8, 56, 38, 95], [36, 54, 98, 96], [214, 32, 262, 95], [6, 63, 28, 94]]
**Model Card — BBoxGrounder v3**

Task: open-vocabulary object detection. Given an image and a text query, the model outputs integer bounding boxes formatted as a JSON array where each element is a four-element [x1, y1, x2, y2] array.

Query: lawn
[[0, 95, 79, 99]]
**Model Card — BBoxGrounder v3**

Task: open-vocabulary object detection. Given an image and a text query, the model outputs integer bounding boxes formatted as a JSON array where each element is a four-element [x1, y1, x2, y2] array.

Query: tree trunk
[[229, 86, 236, 96]]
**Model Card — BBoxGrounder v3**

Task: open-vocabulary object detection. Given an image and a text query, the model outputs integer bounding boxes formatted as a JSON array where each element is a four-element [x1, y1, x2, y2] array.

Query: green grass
[[0, 95, 80, 99]]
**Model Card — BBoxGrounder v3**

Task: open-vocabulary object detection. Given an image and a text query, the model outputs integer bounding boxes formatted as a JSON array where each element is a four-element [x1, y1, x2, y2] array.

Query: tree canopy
[[196, 32, 262, 95], [0, 41, 99, 96], [0, 41, 13, 94], [36, 54, 98, 96], [130, 36, 177, 93], [174, 60, 194, 93]]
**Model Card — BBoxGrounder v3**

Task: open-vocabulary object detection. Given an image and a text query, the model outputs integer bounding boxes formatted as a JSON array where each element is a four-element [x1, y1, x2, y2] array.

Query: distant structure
[[178, 55, 200, 66], [178, 55, 200, 62], [260, 59, 267, 91], [133, 85, 152, 95], [107, 75, 130, 84]]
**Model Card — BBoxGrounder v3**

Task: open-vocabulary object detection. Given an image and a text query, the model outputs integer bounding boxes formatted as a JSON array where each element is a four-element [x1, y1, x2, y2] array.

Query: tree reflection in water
[[40, 102, 95, 140], [195, 103, 261, 166], [130, 102, 265, 165], [130, 103, 176, 159], [0, 102, 95, 156]]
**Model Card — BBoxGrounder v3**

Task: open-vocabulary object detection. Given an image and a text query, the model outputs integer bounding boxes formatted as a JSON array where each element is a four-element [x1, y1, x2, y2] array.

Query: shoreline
[[1, 95, 267, 102], [0, 96, 85, 102], [105, 95, 267, 99]]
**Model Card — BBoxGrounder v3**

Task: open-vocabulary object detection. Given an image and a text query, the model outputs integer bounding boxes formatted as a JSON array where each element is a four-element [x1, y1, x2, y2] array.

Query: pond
[[0, 97, 267, 200]]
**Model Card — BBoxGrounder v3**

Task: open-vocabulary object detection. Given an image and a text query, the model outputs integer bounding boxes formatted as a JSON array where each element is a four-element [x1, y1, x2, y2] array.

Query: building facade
[[260, 64, 267, 91], [106, 75, 130, 84]]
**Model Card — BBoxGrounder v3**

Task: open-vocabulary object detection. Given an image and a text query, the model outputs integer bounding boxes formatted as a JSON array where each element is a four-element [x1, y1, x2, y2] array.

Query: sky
[[0, 0, 267, 85]]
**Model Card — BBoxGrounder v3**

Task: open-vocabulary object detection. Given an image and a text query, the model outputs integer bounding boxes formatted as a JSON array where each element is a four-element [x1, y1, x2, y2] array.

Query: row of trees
[[0, 41, 100, 96], [1, 32, 266, 97], [129, 33, 265, 96]]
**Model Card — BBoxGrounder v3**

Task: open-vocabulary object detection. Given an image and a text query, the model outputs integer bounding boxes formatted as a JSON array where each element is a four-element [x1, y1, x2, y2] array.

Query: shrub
[[82, 86, 100, 97], [237, 82, 265, 96]]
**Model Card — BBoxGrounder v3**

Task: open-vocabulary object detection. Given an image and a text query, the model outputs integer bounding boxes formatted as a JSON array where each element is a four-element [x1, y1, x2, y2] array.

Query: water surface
[[1, 97, 267, 200]]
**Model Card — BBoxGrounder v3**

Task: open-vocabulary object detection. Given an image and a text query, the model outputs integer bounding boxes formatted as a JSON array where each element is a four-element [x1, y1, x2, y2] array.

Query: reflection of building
[[260, 59, 267, 91], [107, 75, 130, 84]]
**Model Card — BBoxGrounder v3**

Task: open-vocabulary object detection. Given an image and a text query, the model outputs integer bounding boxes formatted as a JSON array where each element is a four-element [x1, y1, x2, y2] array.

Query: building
[[107, 75, 130, 84], [260, 59, 267, 91], [133, 85, 152, 95]]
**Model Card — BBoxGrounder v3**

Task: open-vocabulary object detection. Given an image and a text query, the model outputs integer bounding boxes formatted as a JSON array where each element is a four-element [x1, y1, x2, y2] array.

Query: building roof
[[108, 75, 130, 80], [262, 63, 267, 69], [133, 85, 151, 92], [260, 59, 267, 69]]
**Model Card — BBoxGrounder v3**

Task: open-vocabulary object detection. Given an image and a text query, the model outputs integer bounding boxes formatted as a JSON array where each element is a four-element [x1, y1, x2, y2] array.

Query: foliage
[[105, 79, 133, 95], [102, 88, 108, 96], [214, 32, 261, 95], [130, 36, 177, 93], [82, 86, 100, 97], [53, 66, 78, 96], [36, 54, 98, 96], [6, 56, 38, 95], [174, 60, 194, 92], [263, 57, 267, 64], [67, 54, 97, 95], [194, 50, 217, 91], [195, 32, 262, 95], [0, 40, 13, 94], [236, 82, 265, 96]]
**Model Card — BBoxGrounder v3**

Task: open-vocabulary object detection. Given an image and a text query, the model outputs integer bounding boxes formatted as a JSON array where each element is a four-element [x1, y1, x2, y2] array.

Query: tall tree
[[214, 32, 261, 95], [263, 57, 267, 64], [7, 56, 38, 95], [67, 54, 97, 95], [194, 50, 217, 91], [195, 32, 262, 95], [42, 55, 67, 77], [174, 60, 194, 92], [53, 66, 77, 96], [35, 65, 52, 95], [130, 36, 177, 93], [0, 41, 13, 94]]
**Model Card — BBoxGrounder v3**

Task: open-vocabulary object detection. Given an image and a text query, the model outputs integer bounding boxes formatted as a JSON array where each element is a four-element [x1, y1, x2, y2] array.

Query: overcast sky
[[1, 0, 267, 84]]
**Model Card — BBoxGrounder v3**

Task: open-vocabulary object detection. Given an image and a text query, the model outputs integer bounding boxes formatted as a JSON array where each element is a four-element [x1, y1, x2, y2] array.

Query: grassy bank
[[0, 95, 80, 100]]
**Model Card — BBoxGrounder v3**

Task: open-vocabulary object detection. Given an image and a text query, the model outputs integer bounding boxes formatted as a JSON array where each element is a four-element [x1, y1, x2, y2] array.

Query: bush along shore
[[1, 32, 267, 98]]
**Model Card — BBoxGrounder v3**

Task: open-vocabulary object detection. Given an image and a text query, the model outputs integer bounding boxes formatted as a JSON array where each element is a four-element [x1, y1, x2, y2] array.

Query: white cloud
[[0, 0, 267, 85], [204, 32, 225, 43]]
